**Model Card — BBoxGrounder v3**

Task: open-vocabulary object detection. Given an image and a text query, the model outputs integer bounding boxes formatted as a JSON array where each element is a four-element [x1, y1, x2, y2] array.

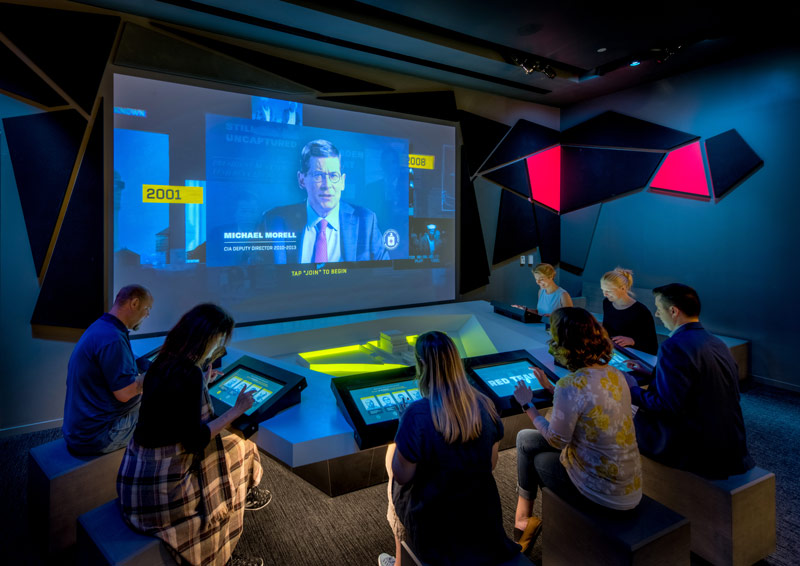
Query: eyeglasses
[[308, 171, 342, 184]]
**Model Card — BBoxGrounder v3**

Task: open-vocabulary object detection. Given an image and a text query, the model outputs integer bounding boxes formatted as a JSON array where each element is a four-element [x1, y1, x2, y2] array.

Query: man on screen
[[261, 139, 389, 264], [62, 284, 153, 455]]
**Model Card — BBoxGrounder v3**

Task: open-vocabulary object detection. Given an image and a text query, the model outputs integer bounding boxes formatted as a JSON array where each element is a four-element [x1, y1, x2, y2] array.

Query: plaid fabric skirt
[[117, 432, 262, 566]]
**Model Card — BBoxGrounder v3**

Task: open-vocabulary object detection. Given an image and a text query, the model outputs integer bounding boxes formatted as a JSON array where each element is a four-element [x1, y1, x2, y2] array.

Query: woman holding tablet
[[118, 304, 270, 566], [601, 267, 658, 355], [514, 263, 573, 317], [379, 331, 520, 566], [513, 307, 642, 552]]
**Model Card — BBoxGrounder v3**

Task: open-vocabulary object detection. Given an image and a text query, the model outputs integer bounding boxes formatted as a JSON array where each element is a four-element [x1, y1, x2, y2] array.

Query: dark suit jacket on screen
[[260, 201, 389, 264], [630, 322, 754, 479]]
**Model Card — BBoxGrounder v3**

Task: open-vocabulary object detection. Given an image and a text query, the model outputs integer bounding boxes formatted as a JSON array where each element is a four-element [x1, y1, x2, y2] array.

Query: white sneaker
[[378, 553, 396, 566]]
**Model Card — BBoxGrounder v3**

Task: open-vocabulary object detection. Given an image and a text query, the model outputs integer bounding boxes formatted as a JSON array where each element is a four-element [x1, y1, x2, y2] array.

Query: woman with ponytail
[[601, 267, 658, 355], [379, 331, 520, 566]]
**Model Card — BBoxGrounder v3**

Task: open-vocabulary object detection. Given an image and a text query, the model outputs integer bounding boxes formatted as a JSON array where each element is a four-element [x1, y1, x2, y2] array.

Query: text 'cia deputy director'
[[260, 139, 390, 264]]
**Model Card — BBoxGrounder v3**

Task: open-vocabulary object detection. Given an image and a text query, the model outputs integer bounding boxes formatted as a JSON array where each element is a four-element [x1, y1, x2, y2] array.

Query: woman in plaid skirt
[[117, 304, 269, 566]]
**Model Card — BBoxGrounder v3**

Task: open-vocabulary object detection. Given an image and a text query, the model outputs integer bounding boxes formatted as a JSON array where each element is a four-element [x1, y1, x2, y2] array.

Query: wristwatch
[[521, 401, 535, 412]]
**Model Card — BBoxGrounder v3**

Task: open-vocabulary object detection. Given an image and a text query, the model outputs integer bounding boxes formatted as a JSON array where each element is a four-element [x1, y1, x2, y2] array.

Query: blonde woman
[[601, 267, 658, 354], [379, 331, 520, 566], [515, 263, 573, 317], [513, 308, 642, 552]]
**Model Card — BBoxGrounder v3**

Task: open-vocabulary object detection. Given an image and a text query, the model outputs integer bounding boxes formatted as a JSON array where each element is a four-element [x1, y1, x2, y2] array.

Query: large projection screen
[[111, 73, 457, 332]]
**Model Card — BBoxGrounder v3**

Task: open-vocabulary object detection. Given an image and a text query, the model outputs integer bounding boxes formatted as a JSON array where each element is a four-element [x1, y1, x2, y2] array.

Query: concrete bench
[[28, 438, 124, 554], [641, 456, 775, 566], [542, 487, 690, 565], [77, 499, 176, 566], [400, 540, 533, 566]]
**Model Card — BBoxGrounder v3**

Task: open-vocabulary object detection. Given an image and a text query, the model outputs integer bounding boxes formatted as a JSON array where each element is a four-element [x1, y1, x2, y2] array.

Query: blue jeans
[[516, 429, 584, 506], [67, 406, 139, 455]]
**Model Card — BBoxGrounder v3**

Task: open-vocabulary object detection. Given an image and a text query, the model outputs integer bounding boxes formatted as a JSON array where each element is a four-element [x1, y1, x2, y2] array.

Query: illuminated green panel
[[308, 362, 408, 377]]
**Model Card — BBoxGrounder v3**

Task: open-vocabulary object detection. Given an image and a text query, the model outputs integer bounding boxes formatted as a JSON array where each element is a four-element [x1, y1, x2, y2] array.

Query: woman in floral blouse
[[512, 307, 642, 552]]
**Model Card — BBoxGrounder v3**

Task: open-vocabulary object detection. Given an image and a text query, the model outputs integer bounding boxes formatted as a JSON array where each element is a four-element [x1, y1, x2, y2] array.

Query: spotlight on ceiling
[[512, 57, 556, 79], [629, 60, 641, 67]]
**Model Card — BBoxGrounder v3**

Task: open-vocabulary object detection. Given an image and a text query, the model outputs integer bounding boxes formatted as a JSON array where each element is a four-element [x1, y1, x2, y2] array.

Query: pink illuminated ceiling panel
[[650, 141, 709, 198], [526, 146, 561, 212]]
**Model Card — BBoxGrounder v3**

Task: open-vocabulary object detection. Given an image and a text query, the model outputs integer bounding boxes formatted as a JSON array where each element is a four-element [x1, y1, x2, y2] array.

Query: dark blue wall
[[561, 48, 800, 390]]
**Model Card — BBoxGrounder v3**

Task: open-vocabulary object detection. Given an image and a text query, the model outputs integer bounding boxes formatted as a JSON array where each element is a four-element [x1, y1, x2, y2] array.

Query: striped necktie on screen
[[313, 219, 328, 262]]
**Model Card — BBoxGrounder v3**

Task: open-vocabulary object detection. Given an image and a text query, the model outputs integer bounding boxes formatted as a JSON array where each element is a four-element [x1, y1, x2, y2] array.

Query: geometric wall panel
[[560, 203, 601, 274], [493, 190, 538, 265], [705, 129, 763, 202], [459, 148, 490, 293], [319, 91, 459, 122], [0, 4, 119, 113], [3, 109, 87, 275], [561, 111, 698, 150], [32, 103, 106, 329], [527, 146, 561, 212], [482, 159, 530, 198], [153, 23, 394, 94], [116, 24, 314, 95], [480, 119, 559, 173], [0, 42, 66, 108], [458, 110, 510, 178], [649, 141, 709, 199], [560, 147, 664, 214], [533, 203, 560, 266]]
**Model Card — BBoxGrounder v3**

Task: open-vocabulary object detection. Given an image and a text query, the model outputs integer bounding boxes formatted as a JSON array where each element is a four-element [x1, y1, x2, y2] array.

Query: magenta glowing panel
[[650, 141, 709, 198], [526, 146, 561, 212]]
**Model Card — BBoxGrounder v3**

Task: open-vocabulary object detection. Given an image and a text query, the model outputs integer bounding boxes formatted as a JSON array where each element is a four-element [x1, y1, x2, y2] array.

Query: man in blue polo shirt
[[62, 284, 154, 455]]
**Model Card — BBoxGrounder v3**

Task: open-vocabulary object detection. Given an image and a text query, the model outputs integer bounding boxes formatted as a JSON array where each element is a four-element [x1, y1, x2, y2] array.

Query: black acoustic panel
[[153, 23, 393, 94], [116, 24, 313, 95], [560, 147, 663, 214], [534, 204, 560, 266], [560, 203, 601, 272], [480, 119, 559, 173], [705, 129, 764, 201], [482, 159, 530, 198], [0, 4, 118, 113], [319, 91, 458, 122], [561, 111, 698, 150], [459, 148, 490, 294], [3, 109, 87, 275], [458, 110, 510, 178], [32, 102, 105, 329], [0, 41, 65, 107], [492, 190, 538, 265]]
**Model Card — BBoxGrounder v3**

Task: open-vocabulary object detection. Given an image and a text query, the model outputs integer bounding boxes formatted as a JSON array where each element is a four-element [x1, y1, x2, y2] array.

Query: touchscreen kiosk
[[491, 301, 542, 323], [210, 355, 307, 438], [464, 350, 559, 417], [609, 345, 654, 385], [331, 366, 419, 449]]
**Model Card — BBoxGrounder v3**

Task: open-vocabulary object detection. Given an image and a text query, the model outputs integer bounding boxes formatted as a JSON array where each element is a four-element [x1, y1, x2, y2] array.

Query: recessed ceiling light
[[597, 47, 607, 53]]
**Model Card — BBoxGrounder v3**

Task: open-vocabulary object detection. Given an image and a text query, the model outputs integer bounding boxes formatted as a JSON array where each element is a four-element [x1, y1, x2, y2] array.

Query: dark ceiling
[[80, 0, 794, 106]]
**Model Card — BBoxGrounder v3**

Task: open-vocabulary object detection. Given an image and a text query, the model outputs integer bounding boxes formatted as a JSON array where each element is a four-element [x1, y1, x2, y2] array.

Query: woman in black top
[[379, 331, 520, 566], [601, 267, 658, 355], [118, 304, 268, 566]]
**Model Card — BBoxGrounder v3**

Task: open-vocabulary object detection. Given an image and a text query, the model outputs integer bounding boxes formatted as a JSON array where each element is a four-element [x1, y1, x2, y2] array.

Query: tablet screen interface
[[348, 379, 420, 425], [210, 367, 284, 416], [472, 360, 547, 398], [608, 349, 634, 374]]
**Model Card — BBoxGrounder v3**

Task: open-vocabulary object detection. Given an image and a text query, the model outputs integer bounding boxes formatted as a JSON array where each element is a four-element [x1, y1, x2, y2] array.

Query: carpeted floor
[[1, 382, 797, 565]]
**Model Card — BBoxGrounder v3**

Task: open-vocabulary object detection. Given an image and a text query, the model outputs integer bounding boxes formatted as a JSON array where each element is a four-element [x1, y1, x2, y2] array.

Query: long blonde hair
[[415, 331, 499, 444]]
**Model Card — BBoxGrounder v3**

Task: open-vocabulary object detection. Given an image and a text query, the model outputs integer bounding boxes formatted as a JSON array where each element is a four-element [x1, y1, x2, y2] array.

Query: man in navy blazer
[[261, 139, 389, 264], [625, 283, 754, 479]]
